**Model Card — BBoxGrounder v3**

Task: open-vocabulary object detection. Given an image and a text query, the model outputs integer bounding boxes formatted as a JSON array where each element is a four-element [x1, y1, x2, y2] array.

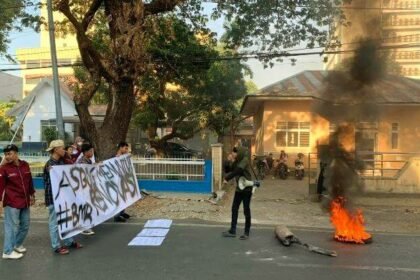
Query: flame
[[330, 197, 372, 244]]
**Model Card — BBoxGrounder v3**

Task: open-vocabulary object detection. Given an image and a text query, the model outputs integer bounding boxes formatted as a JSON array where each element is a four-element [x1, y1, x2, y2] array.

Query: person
[[266, 153, 274, 171], [0, 144, 35, 260], [279, 150, 288, 164], [71, 136, 84, 163], [44, 140, 83, 255], [222, 146, 258, 240], [76, 143, 96, 235], [63, 145, 74, 164], [113, 141, 132, 223]]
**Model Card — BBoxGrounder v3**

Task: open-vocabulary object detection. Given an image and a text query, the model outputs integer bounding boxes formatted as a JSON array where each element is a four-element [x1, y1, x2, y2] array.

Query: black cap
[[3, 144, 18, 153]]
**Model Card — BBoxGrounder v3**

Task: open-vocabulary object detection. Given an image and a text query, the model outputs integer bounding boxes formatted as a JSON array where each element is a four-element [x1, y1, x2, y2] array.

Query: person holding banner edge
[[44, 140, 83, 255], [114, 141, 132, 223], [0, 144, 35, 260], [76, 143, 96, 235]]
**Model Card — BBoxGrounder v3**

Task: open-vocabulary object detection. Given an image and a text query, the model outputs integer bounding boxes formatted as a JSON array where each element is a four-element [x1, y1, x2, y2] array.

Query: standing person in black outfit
[[113, 141, 132, 222], [222, 146, 258, 240]]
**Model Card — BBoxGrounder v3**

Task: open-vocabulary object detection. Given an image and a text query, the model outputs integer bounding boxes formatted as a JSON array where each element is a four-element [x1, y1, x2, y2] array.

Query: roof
[[6, 78, 74, 117], [241, 70, 420, 115]]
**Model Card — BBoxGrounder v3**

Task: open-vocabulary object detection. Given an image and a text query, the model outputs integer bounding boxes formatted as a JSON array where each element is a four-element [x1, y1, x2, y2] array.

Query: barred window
[[276, 121, 310, 147]]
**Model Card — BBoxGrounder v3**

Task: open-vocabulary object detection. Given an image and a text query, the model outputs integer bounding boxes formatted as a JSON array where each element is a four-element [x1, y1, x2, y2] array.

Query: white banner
[[50, 154, 141, 239]]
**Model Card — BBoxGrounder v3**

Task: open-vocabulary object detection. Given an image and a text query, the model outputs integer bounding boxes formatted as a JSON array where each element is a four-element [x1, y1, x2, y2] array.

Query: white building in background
[[6, 79, 76, 151]]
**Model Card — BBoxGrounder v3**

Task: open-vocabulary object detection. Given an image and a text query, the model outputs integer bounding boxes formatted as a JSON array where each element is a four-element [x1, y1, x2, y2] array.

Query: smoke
[[315, 39, 391, 210]]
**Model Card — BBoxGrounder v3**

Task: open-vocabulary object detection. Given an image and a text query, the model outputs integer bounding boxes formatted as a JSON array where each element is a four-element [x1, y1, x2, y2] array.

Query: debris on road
[[275, 225, 338, 257]]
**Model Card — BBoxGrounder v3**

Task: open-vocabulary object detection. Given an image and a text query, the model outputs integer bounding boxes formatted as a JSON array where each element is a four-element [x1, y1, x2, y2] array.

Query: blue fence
[[32, 160, 213, 194]]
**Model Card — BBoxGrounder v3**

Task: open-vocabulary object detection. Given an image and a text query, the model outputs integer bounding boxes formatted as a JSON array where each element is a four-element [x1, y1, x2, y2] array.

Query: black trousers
[[230, 191, 252, 234]]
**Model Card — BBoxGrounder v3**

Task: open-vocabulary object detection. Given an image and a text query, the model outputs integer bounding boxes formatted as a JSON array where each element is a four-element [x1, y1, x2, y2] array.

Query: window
[[276, 121, 310, 147], [391, 123, 399, 149], [41, 120, 56, 142]]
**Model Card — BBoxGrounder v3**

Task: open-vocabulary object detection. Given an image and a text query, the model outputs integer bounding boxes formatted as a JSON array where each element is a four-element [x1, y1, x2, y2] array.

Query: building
[[16, 0, 80, 97], [6, 79, 105, 152], [326, 0, 420, 79], [0, 72, 22, 101], [241, 70, 420, 192]]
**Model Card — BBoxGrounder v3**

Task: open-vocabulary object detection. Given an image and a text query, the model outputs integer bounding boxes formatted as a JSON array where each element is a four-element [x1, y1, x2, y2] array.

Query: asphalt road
[[1, 220, 420, 280]]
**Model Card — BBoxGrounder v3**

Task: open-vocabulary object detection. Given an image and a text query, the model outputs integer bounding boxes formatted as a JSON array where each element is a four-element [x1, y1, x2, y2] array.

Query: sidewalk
[[6, 178, 420, 234]]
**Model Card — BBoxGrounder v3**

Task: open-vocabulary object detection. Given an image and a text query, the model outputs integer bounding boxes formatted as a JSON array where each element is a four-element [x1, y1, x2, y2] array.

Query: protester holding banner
[[114, 141, 132, 223], [0, 144, 35, 260], [63, 145, 74, 164], [44, 140, 83, 255], [76, 143, 96, 235]]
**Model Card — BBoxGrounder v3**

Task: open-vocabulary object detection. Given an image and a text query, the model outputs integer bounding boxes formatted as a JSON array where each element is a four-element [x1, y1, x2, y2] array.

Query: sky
[[0, 3, 324, 90]]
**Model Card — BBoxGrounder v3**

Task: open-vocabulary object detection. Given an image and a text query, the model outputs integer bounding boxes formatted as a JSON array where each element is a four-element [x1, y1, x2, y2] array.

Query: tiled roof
[[256, 70, 420, 103]]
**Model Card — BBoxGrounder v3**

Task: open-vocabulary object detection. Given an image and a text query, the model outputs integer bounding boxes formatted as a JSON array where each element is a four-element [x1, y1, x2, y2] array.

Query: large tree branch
[[57, 0, 118, 82], [82, 0, 104, 31], [144, 0, 185, 15]]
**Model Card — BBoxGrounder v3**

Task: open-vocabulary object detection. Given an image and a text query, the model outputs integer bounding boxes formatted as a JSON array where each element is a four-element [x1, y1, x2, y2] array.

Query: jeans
[[3, 206, 30, 254], [47, 205, 74, 250], [230, 191, 252, 235]]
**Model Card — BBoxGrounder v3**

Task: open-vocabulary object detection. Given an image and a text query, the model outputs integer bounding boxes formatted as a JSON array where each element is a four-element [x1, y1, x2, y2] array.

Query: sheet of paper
[[144, 219, 173, 228], [138, 228, 170, 237], [128, 236, 165, 246]]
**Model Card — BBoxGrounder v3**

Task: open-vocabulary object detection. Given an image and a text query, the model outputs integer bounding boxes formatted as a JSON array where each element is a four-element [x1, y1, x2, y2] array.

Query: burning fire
[[330, 197, 372, 244]]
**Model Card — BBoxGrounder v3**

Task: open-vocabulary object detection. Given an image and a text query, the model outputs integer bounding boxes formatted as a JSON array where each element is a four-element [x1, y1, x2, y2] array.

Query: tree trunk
[[77, 80, 135, 160]]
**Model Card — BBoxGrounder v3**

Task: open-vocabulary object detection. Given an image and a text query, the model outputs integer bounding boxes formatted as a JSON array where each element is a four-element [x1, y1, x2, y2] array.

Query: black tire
[[279, 164, 288, 180]]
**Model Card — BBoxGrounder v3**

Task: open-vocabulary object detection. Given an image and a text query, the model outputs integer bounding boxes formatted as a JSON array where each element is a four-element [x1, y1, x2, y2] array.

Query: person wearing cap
[[113, 141, 132, 223], [222, 146, 258, 240], [76, 143, 96, 235], [44, 140, 83, 255], [0, 144, 35, 260]]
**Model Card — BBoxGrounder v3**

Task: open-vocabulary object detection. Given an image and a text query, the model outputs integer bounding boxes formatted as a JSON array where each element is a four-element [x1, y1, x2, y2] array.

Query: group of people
[[0, 138, 132, 259]]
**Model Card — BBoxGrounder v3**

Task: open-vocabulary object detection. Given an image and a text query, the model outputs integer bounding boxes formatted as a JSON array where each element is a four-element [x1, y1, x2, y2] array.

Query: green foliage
[[0, 102, 17, 141], [43, 127, 58, 145], [245, 81, 258, 94], [42, 127, 71, 144], [0, 0, 41, 59]]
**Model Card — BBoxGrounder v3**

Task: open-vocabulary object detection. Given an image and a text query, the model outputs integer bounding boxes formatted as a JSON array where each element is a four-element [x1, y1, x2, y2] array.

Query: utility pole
[[47, 0, 65, 139]]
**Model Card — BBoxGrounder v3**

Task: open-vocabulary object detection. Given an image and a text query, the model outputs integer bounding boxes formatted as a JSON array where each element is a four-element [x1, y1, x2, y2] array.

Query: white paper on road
[[144, 219, 173, 228], [137, 228, 170, 237], [128, 236, 165, 246]]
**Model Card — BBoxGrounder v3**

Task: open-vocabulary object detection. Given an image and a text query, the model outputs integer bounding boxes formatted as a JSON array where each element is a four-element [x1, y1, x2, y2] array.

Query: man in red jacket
[[0, 144, 35, 260]]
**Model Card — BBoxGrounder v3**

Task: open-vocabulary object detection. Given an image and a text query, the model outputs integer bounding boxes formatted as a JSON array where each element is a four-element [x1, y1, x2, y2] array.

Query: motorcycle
[[256, 158, 267, 180], [294, 158, 304, 180], [278, 162, 288, 180]]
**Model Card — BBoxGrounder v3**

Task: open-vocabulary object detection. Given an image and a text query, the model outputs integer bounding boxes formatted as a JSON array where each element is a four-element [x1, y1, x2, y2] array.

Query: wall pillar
[[211, 143, 223, 192]]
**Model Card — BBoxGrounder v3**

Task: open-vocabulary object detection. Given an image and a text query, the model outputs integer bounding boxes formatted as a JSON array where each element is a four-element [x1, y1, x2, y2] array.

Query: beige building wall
[[261, 100, 329, 155], [253, 105, 265, 156], [378, 106, 420, 153], [16, 0, 80, 97]]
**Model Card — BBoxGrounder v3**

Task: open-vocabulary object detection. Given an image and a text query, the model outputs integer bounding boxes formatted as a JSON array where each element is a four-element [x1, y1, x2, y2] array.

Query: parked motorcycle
[[278, 162, 288, 180], [294, 153, 305, 180]]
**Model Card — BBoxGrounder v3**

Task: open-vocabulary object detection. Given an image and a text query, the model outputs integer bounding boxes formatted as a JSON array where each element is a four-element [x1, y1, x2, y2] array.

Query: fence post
[[211, 143, 223, 192]]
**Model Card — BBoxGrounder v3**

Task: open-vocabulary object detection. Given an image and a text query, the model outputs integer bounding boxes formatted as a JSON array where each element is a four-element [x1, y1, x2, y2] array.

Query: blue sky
[[0, 3, 324, 89]]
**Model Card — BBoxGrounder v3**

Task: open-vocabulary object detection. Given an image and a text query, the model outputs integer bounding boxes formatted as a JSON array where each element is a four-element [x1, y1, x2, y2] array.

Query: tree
[[49, 0, 347, 159], [0, 102, 17, 140], [0, 0, 40, 59]]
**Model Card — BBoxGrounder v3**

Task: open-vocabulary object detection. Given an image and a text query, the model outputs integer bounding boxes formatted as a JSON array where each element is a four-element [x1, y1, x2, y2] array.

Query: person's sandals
[[55, 247, 69, 255]]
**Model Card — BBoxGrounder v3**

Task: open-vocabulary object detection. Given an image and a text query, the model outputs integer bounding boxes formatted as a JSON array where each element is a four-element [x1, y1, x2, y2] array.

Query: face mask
[[77, 142, 83, 146]]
